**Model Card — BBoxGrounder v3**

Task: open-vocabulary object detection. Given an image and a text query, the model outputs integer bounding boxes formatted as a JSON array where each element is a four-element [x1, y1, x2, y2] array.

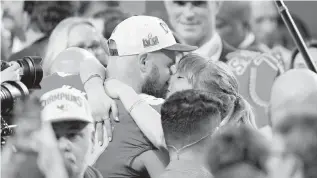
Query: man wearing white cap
[[41, 87, 103, 178], [81, 15, 197, 178]]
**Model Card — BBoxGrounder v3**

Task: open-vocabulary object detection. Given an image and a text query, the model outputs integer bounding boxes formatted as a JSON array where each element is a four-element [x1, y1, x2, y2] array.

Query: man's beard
[[141, 65, 168, 99]]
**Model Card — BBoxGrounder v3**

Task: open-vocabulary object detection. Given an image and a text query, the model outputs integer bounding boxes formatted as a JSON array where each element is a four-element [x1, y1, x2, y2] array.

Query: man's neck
[[168, 147, 207, 166], [107, 69, 142, 94]]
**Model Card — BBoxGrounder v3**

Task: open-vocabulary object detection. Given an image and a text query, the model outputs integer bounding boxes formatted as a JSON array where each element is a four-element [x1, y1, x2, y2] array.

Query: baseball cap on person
[[40, 87, 93, 123], [108, 15, 197, 56]]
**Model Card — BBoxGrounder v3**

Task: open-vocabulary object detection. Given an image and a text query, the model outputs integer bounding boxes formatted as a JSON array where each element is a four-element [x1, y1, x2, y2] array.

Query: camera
[[1, 56, 43, 145], [1, 56, 43, 115]]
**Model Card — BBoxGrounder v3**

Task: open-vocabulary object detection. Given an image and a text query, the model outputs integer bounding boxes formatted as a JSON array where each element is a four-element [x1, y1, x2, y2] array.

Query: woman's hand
[[85, 77, 119, 146], [80, 59, 118, 147]]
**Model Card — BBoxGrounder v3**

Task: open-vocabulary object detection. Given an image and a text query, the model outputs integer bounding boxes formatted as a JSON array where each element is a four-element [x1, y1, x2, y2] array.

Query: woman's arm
[[104, 79, 167, 149], [80, 59, 118, 146]]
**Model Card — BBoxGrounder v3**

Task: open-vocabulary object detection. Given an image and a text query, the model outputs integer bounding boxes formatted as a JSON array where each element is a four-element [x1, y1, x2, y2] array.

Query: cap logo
[[143, 33, 159, 48], [57, 104, 68, 111], [160, 22, 169, 34]]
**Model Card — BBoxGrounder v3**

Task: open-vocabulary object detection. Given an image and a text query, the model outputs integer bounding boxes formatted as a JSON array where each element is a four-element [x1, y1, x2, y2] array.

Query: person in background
[[8, 1, 79, 63], [207, 124, 271, 178], [290, 40, 317, 69], [1, 17, 12, 61], [1, 97, 69, 178], [269, 69, 317, 127], [3, 88, 104, 178], [164, 1, 236, 62], [42, 17, 108, 76], [276, 15, 311, 51], [159, 89, 220, 178], [40, 87, 103, 178], [216, 1, 268, 52], [78, 1, 120, 18], [250, 1, 279, 49], [261, 69, 317, 139], [92, 8, 130, 40], [274, 106, 317, 178], [164, 0, 283, 128], [269, 15, 311, 70], [1, 0, 30, 55]]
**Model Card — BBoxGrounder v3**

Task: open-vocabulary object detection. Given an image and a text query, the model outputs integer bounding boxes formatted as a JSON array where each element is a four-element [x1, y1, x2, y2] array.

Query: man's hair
[[24, 1, 79, 35], [207, 124, 270, 178], [275, 106, 317, 178], [219, 1, 251, 29], [177, 53, 256, 128], [161, 89, 222, 147]]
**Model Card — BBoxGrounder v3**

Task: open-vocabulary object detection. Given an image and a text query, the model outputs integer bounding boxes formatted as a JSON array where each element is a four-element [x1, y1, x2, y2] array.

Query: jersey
[[91, 94, 164, 178], [227, 50, 284, 127], [31, 73, 86, 99]]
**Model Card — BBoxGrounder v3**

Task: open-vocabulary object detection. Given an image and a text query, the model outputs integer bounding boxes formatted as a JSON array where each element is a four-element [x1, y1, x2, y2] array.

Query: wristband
[[83, 74, 102, 86], [128, 99, 146, 113]]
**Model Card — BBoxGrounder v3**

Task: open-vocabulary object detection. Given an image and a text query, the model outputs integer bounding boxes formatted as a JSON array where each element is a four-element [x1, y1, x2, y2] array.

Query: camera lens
[[0, 81, 29, 115], [16, 56, 43, 89]]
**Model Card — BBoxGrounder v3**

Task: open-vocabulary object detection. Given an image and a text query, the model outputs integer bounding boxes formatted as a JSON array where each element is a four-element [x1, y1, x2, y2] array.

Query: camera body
[[1, 56, 43, 145]]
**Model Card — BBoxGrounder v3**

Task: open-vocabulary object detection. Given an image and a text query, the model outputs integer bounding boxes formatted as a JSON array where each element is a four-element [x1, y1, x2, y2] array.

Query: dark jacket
[[8, 36, 49, 63], [243, 40, 269, 53], [219, 40, 237, 63]]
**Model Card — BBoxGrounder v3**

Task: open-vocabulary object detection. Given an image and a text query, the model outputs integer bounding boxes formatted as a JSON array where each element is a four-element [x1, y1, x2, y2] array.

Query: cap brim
[[164, 43, 198, 52], [46, 116, 93, 123]]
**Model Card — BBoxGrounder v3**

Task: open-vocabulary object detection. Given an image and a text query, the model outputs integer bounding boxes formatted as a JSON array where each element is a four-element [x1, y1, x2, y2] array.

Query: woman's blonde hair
[[177, 53, 257, 129], [42, 17, 95, 76]]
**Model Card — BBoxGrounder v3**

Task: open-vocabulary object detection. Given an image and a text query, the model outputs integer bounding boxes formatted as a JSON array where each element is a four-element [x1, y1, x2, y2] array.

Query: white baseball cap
[[108, 15, 197, 56], [40, 87, 93, 123]]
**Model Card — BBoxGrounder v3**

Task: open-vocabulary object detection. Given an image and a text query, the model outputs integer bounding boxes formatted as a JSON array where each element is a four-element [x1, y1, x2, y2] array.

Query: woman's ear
[[138, 53, 149, 74]]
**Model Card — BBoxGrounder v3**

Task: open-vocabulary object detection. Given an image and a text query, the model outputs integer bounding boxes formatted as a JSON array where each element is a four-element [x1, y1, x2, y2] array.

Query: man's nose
[[58, 137, 72, 152], [182, 3, 195, 20]]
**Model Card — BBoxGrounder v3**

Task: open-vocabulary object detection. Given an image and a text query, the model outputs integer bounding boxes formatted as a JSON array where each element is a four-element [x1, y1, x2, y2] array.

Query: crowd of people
[[1, 1, 317, 178]]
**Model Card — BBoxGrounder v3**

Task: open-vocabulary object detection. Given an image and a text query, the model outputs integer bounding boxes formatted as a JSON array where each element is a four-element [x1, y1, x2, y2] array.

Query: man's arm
[[132, 149, 170, 178]]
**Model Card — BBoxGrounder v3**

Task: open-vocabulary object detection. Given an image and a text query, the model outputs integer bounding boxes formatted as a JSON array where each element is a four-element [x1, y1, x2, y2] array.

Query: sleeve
[[139, 93, 164, 112]]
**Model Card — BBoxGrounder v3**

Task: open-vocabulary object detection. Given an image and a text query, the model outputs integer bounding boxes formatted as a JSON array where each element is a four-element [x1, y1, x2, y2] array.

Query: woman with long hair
[[43, 17, 108, 76]]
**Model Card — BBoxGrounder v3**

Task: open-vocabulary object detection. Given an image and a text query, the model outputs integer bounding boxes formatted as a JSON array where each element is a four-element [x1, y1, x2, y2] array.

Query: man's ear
[[138, 53, 149, 74], [91, 129, 95, 154]]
